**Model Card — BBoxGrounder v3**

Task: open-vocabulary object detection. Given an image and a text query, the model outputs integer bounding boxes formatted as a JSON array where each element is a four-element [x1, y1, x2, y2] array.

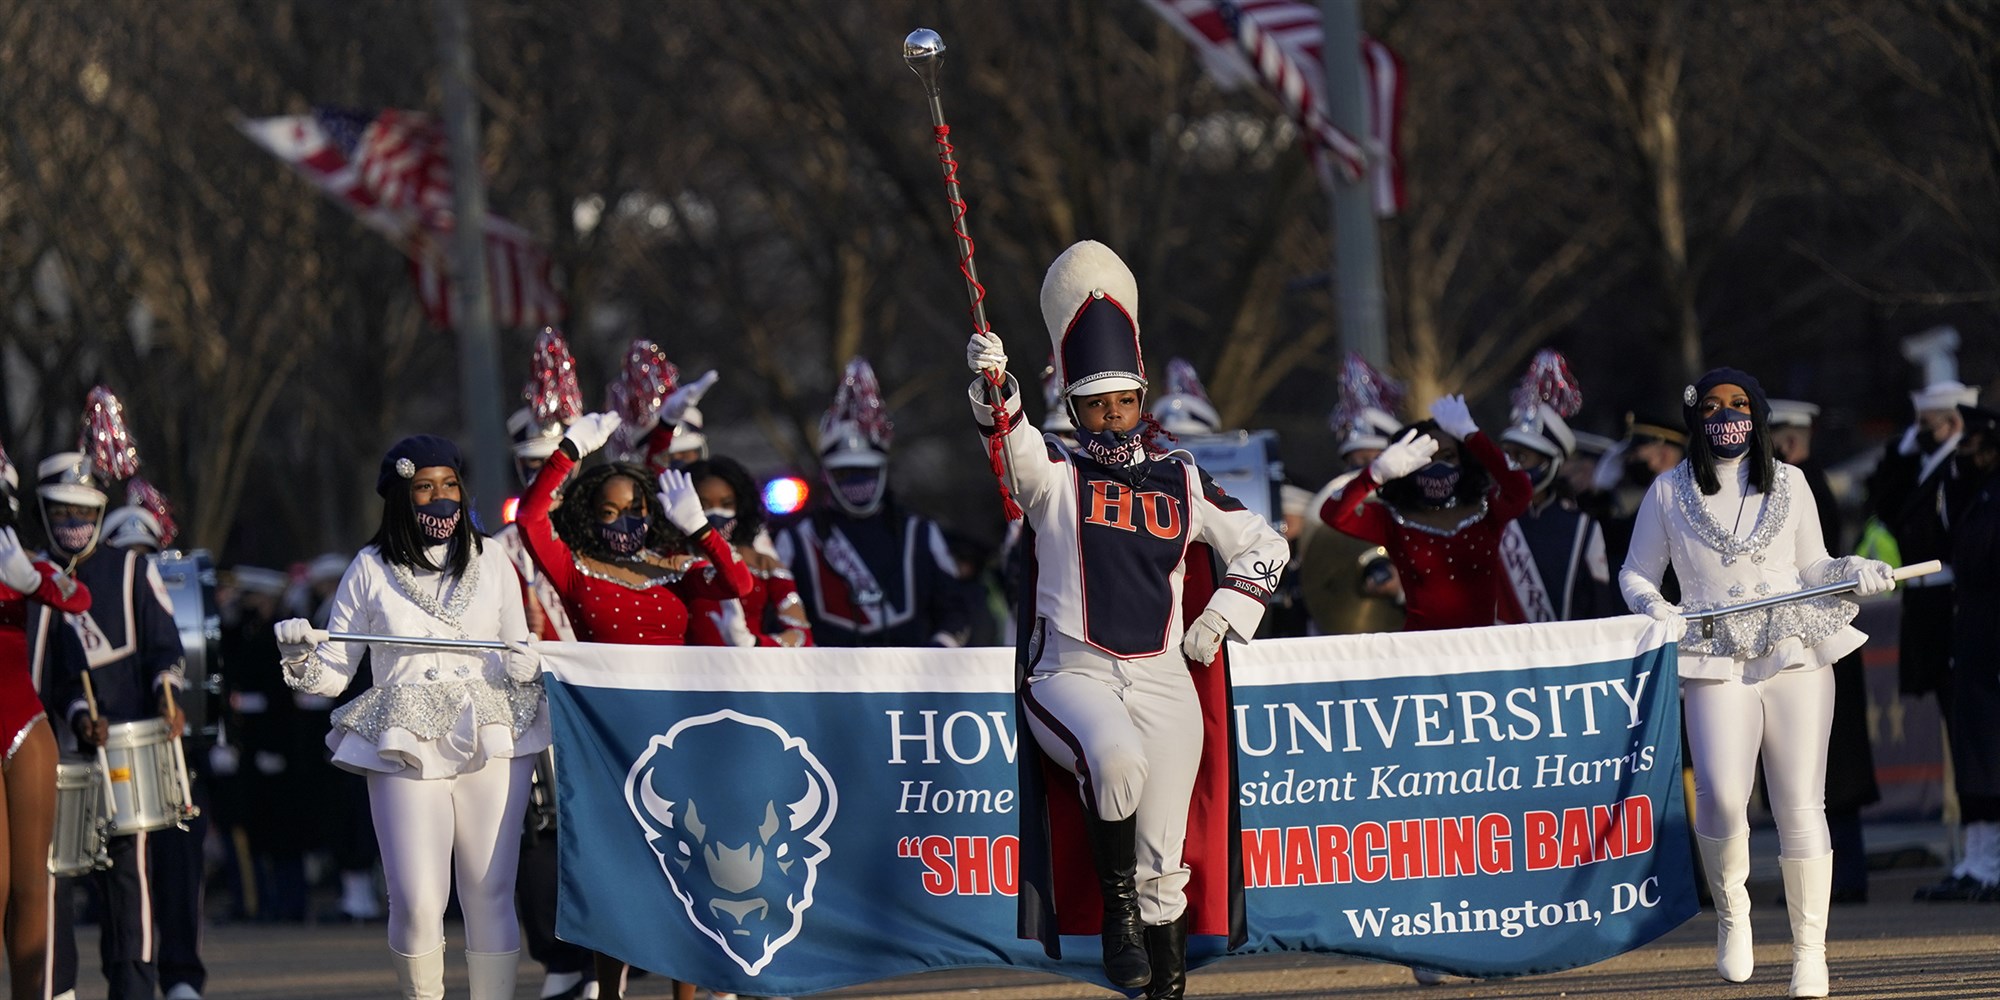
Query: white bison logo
[[624, 710, 837, 975]]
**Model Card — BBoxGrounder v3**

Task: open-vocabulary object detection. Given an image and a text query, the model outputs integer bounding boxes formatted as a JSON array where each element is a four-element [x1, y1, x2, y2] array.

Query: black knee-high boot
[[1083, 812, 1151, 989], [1143, 914, 1188, 999]]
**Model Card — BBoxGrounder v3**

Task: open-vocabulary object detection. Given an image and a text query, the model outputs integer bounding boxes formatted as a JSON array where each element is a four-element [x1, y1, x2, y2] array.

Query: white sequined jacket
[[285, 542, 546, 778], [1619, 456, 1867, 682]]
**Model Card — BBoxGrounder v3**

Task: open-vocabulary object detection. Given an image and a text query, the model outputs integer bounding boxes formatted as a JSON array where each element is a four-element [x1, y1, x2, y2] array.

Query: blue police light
[[763, 476, 809, 516]]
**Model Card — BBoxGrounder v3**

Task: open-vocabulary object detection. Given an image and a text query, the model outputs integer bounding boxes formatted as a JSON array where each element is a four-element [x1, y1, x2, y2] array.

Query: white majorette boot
[[389, 943, 446, 1000], [1782, 853, 1833, 998], [466, 949, 521, 1000], [1696, 832, 1754, 982]]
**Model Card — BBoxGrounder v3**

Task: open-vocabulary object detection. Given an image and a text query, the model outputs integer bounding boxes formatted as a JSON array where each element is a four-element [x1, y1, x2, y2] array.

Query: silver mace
[[904, 28, 991, 337], [905, 27, 1021, 517]]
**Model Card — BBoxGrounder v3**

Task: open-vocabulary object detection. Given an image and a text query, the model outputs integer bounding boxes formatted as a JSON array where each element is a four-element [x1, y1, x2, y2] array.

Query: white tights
[[1683, 666, 1833, 860], [368, 755, 534, 955]]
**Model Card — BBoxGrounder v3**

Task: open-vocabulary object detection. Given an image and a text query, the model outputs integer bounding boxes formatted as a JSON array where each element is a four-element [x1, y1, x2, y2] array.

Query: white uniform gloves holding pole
[[967, 331, 1007, 377]]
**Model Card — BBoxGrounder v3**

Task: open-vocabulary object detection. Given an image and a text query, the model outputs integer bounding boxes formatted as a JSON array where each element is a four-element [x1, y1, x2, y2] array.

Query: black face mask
[[596, 514, 647, 556], [415, 498, 462, 542], [1623, 455, 1657, 488], [1413, 461, 1461, 507], [1704, 412, 1753, 460]]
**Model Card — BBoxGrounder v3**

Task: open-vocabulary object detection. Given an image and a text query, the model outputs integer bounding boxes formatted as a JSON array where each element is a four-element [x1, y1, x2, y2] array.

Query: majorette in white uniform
[[965, 240, 1287, 1000], [1618, 368, 1894, 1000]]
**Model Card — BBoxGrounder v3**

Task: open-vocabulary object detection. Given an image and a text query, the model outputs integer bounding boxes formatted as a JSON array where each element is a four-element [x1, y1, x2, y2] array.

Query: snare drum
[[100, 719, 191, 835], [50, 761, 109, 876]]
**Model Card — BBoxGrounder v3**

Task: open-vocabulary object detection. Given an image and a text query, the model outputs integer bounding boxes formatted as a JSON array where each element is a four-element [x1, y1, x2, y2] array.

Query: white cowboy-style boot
[[1696, 832, 1754, 982], [389, 943, 446, 1000], [1782, 853, 1833, 998], [466, 949, 520, 1000]]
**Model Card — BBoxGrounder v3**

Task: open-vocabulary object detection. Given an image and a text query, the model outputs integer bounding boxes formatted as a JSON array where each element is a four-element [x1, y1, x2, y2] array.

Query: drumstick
[[161, 679, 199, 823], [79, 671, 117, 816]]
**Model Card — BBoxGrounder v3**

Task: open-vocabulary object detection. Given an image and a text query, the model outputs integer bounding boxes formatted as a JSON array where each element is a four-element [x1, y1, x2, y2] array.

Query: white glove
[[1430, 394, 1479, 440], [503, 640, 542, 682], [657, 469, 709, 535], [1849, 558, 1897, 597], [1370, 433, 1439, 482], [563, 412, 623, 457], [1637, 597, 1688, 642], [1897, 423, 1920, 457], [708, 601, 757, 647], [661, 370, 719, 426], [273, 618, 328, 661], [1181, 607, 1231, 664], [966, 332, 1007, 376], [0, 527, 41, 594]]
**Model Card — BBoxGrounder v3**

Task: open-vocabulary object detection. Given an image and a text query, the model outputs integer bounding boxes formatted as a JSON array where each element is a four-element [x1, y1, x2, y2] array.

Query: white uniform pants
[[1021, 627, 1202, 925], [368, 755, 534, 955], [1684, 665, 1834, 859]]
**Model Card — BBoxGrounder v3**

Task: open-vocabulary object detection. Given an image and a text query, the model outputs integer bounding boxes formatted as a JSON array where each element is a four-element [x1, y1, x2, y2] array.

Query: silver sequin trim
[[574, 557, 686, 591], [282, 652, 328, 693], [385, 552, 481, 630], [1682, 594, 1857, 660], [329, 677, 542, 743], [1670, 462, 1790, 564], [5, 711, 45, 762], [1385, 498, 1491, 538]]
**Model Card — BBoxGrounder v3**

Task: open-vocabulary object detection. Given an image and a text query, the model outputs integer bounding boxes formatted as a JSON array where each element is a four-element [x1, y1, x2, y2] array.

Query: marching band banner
[[541, 616, 1694, 996]]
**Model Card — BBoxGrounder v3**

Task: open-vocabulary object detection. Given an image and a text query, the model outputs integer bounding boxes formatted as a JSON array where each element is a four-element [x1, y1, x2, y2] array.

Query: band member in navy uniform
[[99, 499, 211, 999], [36, 452, 187, 1000], [1496, 354, 1616, 623], [775, 357, 976, 648], [967, 241, 1288, 999]]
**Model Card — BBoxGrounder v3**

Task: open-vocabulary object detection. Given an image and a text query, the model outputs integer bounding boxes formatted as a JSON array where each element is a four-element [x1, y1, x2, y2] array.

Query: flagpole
[[432, 0, 511, 529], [1319, 0, 1388, 369]]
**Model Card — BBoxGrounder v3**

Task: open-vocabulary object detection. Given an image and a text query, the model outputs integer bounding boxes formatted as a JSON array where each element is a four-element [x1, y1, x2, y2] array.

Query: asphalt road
[[34, 867, 1999, 999]]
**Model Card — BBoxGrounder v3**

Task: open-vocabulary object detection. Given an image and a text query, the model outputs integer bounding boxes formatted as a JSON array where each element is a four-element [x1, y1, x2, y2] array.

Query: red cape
[[1015, 538, 1245, 955]]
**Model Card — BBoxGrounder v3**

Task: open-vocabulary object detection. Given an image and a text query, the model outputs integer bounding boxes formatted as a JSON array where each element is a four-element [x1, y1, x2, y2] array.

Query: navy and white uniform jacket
[[45, 549, 184, 726], [775, 505, 974, 648], [971, 376, 1287, 654]]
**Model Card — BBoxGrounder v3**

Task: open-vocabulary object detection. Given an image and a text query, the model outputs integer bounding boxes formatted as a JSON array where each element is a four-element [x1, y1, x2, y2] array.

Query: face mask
[[596, 514, 647, 556], [1508, 455, 1558, 492], [51, 515, 99, 555], [828, 468, 886, 517], [1413, 462, 1461, 506], [1076, 427, 1144, 468], [414, 498, 461, 542], [704, 507, 738, 541], [1704, 412, 1753, 459]]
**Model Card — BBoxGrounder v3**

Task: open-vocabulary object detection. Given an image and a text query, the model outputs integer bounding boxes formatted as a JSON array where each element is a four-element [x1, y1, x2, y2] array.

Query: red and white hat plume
[[81, 385, 142, 481], [119, 477, 179, 548], [512, 327, 583, 458], [618, 339, 679, 429], [1329, 353, 1404, 454], [819, 356, 894, 470], [1502, 349, 1583, 460]]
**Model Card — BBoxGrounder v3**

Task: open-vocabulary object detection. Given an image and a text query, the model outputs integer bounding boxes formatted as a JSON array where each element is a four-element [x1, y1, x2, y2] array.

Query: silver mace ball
[[904, 27, 945, 88]]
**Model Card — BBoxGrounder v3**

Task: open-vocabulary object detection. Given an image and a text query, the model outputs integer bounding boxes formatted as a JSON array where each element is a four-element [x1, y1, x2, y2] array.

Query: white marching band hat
[[819, 357, 893, 471], [1041, 241, 1146, 399], [231, 565, 289, 597], [671, 405, 708, 458], [1338, 407, 1403, 456], [1501, 403, 1578, 461], [1150, 358, 1222, 437], [101, 506, 166, 550], [36, 452, 108, 508], [1767, 399, 1821, 429], [1912, 380, 1979, 413], [507, 406, 568, 460]]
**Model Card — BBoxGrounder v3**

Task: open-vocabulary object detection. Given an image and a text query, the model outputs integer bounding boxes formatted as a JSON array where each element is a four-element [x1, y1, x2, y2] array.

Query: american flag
[[1141, 0, 1406, 216], [239, 106, 565, 329]]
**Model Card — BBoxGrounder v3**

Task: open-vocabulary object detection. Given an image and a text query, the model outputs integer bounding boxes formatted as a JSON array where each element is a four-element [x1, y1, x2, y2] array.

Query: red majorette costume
[[966, 241, 1288, 999], [1320, 391, 1534, 631], [0, 446, 89, 756], [515, 420, 751, 647], [682, 457, 814, 649]]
